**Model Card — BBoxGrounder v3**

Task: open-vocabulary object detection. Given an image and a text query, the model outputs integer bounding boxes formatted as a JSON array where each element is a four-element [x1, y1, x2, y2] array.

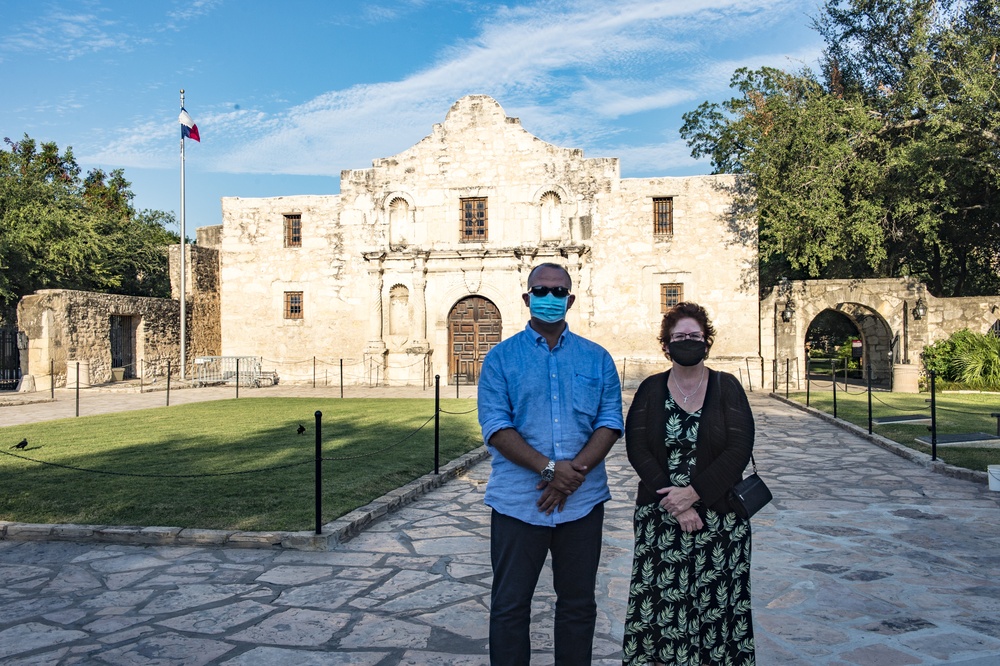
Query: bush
[[921, 329, 1000, 390]]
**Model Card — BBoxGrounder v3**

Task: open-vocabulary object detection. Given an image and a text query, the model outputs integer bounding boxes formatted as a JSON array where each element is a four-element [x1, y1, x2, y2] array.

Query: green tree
[[0, 135, 179, 308], [681, 0, 1000, 297]]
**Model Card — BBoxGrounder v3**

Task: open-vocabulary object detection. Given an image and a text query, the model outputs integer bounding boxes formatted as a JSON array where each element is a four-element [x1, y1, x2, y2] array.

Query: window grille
[[460, 197, 488, 242], [284, 214, 302, 247], [284, 291, 303, 319], [660, 283, 684, 312], [653, 197, 673, 236]]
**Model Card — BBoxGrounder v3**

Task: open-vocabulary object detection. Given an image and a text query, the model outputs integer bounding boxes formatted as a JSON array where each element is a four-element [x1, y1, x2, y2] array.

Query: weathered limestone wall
[[761, 278, 1000, 390], [197, 225, 223, 250], [168, 244, 222, 366], [219, 194, 365, 383], [594, 175, 759, 384], [922, 294, 1000, 344], [17, 290, 179, 387]]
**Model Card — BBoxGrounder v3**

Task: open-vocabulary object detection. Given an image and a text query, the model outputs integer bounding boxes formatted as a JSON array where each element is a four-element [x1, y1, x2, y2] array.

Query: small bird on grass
[[12, 438, 28, 450], [296, 424, 306, 435]]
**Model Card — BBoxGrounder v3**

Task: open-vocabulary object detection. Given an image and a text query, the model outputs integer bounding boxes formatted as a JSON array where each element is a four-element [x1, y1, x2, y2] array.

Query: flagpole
[[179, 89, 187, 380]]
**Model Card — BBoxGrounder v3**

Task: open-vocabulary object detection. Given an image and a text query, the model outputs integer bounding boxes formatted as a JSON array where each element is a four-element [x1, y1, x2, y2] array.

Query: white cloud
[[85, 0, 823, 176]]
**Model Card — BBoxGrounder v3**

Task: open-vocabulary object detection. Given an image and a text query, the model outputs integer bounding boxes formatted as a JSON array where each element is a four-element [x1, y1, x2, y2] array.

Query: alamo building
[[16, 95, 994, 392], [215, 95, 758, 388]]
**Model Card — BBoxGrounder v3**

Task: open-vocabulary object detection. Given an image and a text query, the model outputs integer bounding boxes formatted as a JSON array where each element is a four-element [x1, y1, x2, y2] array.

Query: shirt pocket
[[572, 373, 600, 416]]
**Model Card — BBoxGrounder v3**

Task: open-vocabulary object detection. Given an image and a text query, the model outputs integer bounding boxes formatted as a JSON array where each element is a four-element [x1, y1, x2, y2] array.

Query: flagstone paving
[[1, 386, 999, 664]]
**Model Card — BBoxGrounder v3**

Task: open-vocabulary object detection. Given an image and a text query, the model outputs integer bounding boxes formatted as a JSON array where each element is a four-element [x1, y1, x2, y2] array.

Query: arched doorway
[[448, 296, 502, 384], [804, 305, 894, 385]]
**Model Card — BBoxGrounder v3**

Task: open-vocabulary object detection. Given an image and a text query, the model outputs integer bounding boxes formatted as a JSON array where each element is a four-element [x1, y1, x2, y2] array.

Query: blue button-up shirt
[[478, 322, 624, 526]]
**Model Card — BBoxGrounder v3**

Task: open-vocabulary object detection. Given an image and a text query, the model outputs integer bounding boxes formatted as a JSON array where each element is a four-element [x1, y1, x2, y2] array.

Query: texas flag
[[179, 108, 200, 142]]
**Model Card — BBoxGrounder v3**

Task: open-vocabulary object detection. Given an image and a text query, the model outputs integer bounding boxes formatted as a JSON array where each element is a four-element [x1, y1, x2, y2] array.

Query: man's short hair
[[527, 263, 572, 288]]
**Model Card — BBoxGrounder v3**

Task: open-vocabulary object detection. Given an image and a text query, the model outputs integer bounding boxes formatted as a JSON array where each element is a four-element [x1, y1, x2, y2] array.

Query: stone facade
[[167, 240, 221, 370], [218, 95, 760, 387], [17, 290, 181, 388], [761, 278, 1000, 390]]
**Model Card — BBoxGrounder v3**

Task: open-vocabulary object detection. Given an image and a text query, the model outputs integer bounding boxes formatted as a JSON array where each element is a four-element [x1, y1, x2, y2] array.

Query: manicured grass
[[0, 398, 482, 531], [786, 390, 1000, 471]]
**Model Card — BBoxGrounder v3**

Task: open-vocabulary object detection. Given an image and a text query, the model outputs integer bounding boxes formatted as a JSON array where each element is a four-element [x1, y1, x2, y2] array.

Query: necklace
[[671, 368, 706, 404]]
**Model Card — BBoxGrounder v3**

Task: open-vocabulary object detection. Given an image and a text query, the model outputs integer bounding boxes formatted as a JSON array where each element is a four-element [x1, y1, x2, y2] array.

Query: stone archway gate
[[759, 277, 1000, 391]]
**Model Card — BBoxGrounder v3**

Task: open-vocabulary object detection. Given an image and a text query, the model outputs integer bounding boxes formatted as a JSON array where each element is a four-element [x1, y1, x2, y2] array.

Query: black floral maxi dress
[[622, 391, 755, 666]]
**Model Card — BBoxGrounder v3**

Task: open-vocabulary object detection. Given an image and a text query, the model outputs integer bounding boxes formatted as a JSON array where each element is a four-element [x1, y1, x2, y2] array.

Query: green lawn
[[786, 390, 1000, 472], [0, 398, 482, 531]]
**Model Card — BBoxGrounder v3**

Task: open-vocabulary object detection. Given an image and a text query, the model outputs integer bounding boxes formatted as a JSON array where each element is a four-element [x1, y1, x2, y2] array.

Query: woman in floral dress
[[623, 302, 756, 666]]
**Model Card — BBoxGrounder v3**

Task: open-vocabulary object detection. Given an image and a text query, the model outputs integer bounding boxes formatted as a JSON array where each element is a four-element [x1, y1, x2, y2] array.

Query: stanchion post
[[772, 359, 777, 394], [806, 357, 811, 407], [832, 359, 838, 419], [50, 359, 54, 399], [745, 358, 753, 392], [930, 369, 938, 461], [315, 410, 323, 534], [140, 359, 143, 394], [867, 363, 873, 434], [434, 375, 441, 475], [236, 358, 240, 399], [340, 359, 344, 398], [313, 356, 316, 389], [456, 371, 460, 400], [785, 358, 790, 398], [167, 360, 171, 407], [75, 362, 80, 417], [621, 358, 627, 387]]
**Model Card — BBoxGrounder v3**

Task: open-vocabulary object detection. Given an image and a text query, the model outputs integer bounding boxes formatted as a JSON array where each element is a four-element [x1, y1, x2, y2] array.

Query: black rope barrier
[[933, 405, 1000, 416], [438, 406, 478, 415], [869, 393, 931, 411], [321, 414, 436, 462]]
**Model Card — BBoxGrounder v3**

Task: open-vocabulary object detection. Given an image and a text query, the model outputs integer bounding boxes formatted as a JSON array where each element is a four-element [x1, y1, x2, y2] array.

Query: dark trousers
[[489, 504, 605, 665]]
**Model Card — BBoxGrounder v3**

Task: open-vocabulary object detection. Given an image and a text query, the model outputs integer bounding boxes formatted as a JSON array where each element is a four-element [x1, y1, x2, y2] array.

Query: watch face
[[541, 469, 555, 481]]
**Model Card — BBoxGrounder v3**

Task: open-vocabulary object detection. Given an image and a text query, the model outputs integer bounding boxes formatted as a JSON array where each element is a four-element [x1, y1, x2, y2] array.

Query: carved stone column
[[410, 253, 429, 349], [363, 252, 387, 359]]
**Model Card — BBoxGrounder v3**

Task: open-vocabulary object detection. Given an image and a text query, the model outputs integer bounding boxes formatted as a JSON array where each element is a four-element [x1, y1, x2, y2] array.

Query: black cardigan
[[625, 369, 755, 513]]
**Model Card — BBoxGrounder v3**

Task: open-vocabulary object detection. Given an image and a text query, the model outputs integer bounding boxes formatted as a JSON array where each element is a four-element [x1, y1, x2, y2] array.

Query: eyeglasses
[[528, 286, 571, 298], [670, 332, 705, 342]]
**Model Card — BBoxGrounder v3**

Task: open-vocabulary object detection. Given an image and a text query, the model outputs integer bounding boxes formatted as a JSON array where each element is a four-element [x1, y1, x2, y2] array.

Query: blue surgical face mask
[[529, 293, 569, 323]]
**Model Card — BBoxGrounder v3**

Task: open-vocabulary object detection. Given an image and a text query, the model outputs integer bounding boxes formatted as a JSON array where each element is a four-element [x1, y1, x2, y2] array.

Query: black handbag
[[728, 454, 772, 519]]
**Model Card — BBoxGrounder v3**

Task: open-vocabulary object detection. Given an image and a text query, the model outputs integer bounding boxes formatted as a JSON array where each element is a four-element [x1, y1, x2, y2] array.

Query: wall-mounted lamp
[[778, 277, 795, 322], [912, 296, 927, 320], [780, 296, 796, 322]]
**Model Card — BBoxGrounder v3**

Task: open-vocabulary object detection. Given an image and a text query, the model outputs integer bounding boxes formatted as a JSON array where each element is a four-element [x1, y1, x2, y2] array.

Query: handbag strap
[[749, 452, 759, 474]]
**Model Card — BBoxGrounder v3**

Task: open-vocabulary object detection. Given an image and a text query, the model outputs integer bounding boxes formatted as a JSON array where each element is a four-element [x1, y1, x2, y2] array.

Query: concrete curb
[[0, 446, 490, 552], [769, 393, 989, 485]]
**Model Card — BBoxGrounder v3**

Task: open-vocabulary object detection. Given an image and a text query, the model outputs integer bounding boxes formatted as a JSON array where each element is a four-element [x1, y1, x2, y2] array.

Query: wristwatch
[[540, 459, 555, 482]]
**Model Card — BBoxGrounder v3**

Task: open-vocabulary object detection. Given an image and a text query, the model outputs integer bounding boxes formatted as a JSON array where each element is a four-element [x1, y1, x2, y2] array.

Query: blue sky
[[1, 0, 823, 237]]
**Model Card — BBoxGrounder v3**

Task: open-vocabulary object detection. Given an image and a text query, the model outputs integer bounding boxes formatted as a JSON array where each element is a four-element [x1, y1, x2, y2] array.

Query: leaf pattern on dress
[[623, 392, 756, 666]]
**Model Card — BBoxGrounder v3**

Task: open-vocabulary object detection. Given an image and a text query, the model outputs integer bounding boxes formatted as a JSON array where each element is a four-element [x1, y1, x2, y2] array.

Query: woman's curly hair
[[658, 301, 716, 351]]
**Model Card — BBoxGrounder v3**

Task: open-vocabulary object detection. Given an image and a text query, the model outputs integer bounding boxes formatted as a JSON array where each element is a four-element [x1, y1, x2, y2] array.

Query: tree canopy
[[680, 0, 1000, 296], [0, 135, 179, 311]]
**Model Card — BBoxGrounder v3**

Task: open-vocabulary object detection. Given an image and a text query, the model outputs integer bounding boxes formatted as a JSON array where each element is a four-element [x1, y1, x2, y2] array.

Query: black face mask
[[668, 340, 707, 366]]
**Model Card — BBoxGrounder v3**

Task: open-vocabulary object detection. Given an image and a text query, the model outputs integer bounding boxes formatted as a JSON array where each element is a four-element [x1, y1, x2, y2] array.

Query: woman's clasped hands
[[657, 485, 704, 533]]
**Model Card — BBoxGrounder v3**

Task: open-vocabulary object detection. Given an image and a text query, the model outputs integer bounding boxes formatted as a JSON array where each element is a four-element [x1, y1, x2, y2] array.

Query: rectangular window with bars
[[284, 291, 303, 319], [284, 214, 302, 247], [660, 283, 684, 312], [460, 197, 488, 242], [653, 197, 673, 236]]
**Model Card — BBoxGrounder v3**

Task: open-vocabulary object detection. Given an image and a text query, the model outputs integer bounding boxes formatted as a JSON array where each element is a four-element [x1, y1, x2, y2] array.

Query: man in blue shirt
[[478, 262, 623, 665]]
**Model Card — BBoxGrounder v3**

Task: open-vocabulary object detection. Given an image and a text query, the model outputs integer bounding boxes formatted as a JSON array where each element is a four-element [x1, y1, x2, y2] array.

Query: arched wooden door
[[448, 296, 502, 384]]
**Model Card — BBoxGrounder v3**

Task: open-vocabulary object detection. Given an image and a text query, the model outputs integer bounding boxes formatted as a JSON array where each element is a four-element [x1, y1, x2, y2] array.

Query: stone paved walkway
[[1, 386, 999, 664]]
